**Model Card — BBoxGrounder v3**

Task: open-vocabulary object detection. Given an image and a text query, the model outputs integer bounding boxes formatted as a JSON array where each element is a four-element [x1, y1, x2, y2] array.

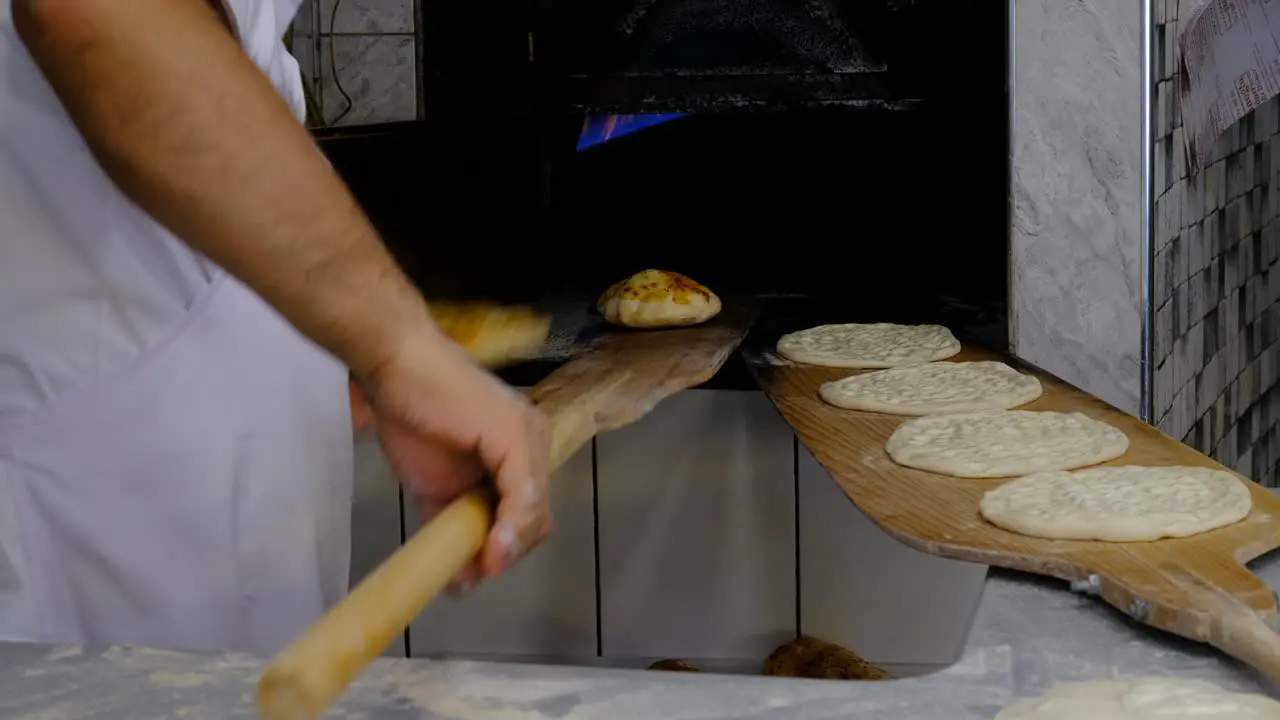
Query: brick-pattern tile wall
[[1153, 1, 1280, 486], [290, 0, 419, 128]]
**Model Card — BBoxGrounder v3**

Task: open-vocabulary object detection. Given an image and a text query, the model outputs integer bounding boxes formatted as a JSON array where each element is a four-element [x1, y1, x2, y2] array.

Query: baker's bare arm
[[13, 0, 439, 377]]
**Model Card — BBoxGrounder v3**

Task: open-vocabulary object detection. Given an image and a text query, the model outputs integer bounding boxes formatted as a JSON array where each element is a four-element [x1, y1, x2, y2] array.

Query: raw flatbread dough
[[885, 410, 1128, 478], [819, 361, 1042, 415], [979, 465, 1252, 541], [775, 323, 960, 368], [996, 677, 1280, 719]]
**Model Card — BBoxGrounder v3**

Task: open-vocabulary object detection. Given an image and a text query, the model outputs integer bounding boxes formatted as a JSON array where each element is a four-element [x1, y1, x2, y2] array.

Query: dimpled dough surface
[[979, 466, 1252, 542], [819, 361, 1043, 415], [995, 677, 1280, 719], [884, 410, 1129, 478], [775, 323, 961, 368]]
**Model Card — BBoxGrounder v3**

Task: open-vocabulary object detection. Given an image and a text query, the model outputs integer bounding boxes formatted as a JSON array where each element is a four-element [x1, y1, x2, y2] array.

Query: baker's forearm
[[13, 0, 439, 376]]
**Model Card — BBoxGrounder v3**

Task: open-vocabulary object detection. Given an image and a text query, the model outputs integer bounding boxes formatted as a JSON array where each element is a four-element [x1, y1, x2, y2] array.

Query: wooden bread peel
[[747, 343, 1280, 685], [256, 302, 756, 720]]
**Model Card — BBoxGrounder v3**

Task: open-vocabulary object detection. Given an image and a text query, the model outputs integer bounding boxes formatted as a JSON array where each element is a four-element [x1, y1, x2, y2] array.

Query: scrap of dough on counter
[[775, 322, 960, 368], [819, 360, 1042, 415], [597, 269, 721, 328], [979, 466, 1253, 542], [995, 676, 1280, 718], [885, 410, 1129, 478]]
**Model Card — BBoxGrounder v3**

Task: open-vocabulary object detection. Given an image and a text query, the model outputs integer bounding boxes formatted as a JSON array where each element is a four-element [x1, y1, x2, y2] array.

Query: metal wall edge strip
[[1141, 0, 1155, 423]]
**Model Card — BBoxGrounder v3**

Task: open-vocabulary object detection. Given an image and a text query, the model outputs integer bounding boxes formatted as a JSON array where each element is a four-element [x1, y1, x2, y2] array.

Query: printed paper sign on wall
[[1179, 0, 1280, 174]]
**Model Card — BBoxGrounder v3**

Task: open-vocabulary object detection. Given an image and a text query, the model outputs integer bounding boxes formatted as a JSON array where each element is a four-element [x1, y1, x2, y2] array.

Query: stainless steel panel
[[350, 435, 408, 657], [405, 398, 598, 661], [595, 390, 795, 667], [796, 445, 988, 675]]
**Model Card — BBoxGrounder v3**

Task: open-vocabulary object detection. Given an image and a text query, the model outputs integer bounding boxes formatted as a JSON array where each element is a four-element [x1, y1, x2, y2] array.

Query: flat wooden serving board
[[746, 344, 1280, 680]]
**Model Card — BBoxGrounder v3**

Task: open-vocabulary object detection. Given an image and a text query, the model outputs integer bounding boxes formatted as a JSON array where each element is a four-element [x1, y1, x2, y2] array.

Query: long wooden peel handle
[[256, 407, 595, 720], [1116, 560, 1280, 684], [1209, 601, 1280, 683]]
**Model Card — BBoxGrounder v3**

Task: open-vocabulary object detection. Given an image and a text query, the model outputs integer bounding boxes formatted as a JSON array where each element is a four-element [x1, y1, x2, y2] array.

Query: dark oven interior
[[315, 0, 1009, 375], [536, 0, 947, 113]]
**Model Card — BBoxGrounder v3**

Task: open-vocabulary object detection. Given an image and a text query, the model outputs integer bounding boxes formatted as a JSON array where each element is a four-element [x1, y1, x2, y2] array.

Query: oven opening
[[321, 0, 1008, 681], [549, 0, 893, 109], [554, 106, 1008, 337], [536, 0, 963, 113], [578, 0, 878, 73]]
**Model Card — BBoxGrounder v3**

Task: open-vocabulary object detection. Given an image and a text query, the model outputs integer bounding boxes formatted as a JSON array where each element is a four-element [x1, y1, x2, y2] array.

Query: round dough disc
[[996, 677, 1280, 719], [775, 323, 960, 368], [979, 465, 1252, 541], [884, 410, 1129, 478], [819, 361, 1042, 415]]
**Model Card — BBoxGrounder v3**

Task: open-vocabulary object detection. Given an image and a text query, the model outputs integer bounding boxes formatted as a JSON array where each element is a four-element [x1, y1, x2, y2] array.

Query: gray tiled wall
[[1153, 1, 1280, 485], [290, 0, 419, 127]]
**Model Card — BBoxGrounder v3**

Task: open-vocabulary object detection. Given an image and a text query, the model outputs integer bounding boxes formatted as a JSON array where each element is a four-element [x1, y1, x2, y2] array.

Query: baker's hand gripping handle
[[255, 406, 594, 720]]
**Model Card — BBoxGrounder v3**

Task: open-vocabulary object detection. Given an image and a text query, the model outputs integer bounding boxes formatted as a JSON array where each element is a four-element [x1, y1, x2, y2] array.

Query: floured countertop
[[4, 552, 1280, 719]]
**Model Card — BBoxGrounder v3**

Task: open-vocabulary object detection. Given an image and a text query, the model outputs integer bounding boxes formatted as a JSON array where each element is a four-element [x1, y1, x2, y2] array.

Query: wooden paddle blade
[[744, 331, 1280, 684], [1084, 550, 1280, 682], [530, 300, 757, 441], [536, 300, 755, 474]]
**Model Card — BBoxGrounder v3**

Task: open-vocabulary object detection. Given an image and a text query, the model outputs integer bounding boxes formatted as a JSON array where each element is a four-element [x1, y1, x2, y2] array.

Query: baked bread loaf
[[428, 301, 550, 368], [597, 269, 721, 329], [762, 635, 889, 680]]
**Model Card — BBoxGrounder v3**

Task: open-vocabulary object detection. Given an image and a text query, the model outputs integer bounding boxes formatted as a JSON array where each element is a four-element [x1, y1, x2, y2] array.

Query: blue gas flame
[[576, 114, 684, 151]]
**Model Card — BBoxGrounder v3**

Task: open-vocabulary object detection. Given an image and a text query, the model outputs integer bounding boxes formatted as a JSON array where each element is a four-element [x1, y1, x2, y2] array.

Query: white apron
[[0, 1, 354, 655]]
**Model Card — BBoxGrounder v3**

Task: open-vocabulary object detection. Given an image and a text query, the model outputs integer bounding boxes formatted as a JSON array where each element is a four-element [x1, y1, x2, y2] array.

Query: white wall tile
[[319, 35, 417, 126], [319, 0, 414, 33], [292, 0, 317, 37]]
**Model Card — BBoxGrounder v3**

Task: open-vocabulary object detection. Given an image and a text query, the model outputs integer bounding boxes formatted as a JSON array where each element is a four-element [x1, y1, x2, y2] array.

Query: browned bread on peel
[[597, 269, 721, 329], [428, 301, 551, 368]]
